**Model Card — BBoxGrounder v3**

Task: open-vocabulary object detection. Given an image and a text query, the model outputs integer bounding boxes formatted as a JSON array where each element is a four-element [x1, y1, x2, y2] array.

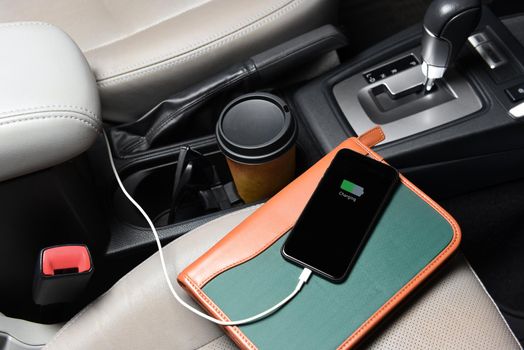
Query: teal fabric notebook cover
[[203, 186, 454, 349], [179, 136, 460, 350]]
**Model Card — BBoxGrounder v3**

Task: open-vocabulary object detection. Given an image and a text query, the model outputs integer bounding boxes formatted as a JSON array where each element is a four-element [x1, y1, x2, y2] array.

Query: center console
[[101, 5, 524, 261], [292, 6, 524, 199]]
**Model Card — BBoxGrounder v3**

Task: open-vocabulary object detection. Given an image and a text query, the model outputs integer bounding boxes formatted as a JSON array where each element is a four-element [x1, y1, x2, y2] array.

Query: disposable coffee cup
[[216, 93, 297, 203]]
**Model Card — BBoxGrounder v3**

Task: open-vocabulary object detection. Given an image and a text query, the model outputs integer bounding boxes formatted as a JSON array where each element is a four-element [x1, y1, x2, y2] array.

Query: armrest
[[0, 22, 101, 182]]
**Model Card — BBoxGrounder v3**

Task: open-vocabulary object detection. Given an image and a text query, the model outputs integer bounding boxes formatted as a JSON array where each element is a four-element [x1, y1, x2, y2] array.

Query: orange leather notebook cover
[[178, 127, 461, 349]]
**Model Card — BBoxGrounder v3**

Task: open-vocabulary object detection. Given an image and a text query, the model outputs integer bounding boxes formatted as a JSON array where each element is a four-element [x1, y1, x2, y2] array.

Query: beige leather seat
[[0, 0, 336, 122], [44, 206, 521, 350]]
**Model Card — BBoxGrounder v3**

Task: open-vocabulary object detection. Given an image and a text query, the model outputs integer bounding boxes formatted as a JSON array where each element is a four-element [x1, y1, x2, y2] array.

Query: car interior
[[1, 0, 524, 348]]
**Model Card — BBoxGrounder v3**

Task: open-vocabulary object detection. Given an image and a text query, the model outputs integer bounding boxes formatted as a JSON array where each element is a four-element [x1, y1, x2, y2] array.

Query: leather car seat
[[44, 206, 521, 350], [0, 0, 336, 122]]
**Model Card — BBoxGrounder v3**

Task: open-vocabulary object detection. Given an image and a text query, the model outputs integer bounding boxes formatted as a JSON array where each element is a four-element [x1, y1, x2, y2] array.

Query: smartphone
[[282, 148, 399, 282]]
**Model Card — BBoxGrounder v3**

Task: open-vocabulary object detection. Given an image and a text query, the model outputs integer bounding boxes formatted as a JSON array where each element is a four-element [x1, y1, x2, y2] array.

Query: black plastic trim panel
[[293, 9, 524, 198]]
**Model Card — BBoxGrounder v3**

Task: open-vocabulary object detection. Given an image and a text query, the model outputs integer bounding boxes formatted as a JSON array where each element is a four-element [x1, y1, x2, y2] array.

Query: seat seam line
[[0, 22, 52, 29], [0, 106, 100, 123], [0, 114, 101, 134], [94, 0, 301, 81], [82, 0, 215, 54]]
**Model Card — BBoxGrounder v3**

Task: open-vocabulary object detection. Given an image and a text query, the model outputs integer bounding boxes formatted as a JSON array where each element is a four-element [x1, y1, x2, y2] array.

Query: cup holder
[[113, 148, 242, 228]]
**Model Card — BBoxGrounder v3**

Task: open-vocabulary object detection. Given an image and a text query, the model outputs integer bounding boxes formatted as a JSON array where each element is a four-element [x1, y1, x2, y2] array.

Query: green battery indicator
[[340, 179, 364, 197]]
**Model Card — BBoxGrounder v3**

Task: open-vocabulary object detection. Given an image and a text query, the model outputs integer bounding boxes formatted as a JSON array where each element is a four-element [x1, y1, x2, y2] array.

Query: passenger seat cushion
[[365, 256, 521, 349], [44, 206, 261, 350], [44, 205, 521, 350]]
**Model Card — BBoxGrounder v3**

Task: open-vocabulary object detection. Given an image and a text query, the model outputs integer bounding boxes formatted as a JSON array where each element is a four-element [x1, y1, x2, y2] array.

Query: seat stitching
[[96, 0, 304, 83], [0, 22, 101, 122], [0, 22, 52, 29], [0, 115, 101, 134], [93, 0, 294, 78], [96, 0, 300, 84], [82, 0, 215, 54], [0, 105, 100, 122]]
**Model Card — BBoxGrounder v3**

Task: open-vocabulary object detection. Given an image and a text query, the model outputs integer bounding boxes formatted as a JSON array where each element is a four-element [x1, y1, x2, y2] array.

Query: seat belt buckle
[[33, 244, 94, 305]]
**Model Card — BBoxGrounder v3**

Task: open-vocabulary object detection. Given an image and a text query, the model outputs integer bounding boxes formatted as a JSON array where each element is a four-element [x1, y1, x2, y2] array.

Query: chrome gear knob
[[420, 0, 481, 91]]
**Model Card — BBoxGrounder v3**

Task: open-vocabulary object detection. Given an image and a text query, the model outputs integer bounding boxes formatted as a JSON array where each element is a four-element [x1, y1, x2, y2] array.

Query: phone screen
[[282, 148, 399, 282]]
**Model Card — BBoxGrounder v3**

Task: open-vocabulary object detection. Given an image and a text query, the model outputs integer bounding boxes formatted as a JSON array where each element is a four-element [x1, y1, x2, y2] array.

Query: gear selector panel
[[334, 52, 483, 144], [363, 54, 419, 84]]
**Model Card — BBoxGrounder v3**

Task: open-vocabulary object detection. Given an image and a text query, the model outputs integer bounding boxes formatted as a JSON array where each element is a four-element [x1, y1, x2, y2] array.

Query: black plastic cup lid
[[216, 93, 297, 164]]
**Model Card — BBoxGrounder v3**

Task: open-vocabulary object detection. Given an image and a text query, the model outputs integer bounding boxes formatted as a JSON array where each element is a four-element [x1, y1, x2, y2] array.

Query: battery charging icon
[[340, 179, 364, 197]]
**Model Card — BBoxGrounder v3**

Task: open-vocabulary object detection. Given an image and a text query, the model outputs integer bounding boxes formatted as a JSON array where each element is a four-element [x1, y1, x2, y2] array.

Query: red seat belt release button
[[33, 244, 94, 305], [42, 245, 92, 276]]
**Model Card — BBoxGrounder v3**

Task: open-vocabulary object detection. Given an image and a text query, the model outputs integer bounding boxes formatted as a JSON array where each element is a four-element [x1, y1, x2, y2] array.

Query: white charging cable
[[103, 131, 311, 326]]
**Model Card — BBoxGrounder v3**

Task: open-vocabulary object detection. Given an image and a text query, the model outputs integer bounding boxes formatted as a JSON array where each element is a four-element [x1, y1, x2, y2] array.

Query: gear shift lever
[[421, 0, 481, 91]]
